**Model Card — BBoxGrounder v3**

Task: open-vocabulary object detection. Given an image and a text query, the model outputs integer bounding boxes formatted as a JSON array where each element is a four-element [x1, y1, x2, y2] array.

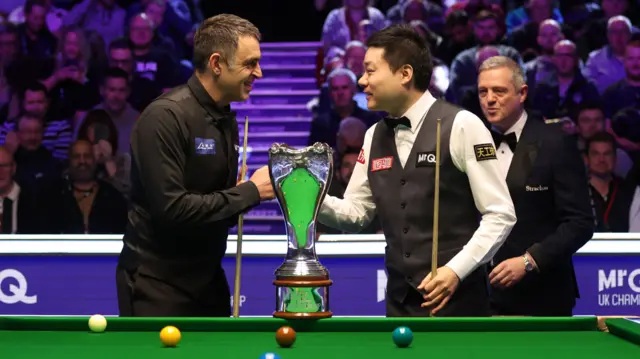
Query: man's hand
[[489, 254, 534, 288], [417, 266, 460, 315], [249, 165, 275, 200]]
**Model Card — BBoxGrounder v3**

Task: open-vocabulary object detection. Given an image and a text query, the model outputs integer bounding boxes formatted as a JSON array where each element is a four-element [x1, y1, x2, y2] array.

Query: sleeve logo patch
[[357, 148, 365, 164], [474, 143, 497, 161], [371, 156, 393, 172]]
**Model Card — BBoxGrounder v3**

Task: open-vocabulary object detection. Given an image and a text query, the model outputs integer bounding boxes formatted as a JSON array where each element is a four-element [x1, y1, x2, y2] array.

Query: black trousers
[[115, 265, 231, 317], [386, 267, 491, 317]]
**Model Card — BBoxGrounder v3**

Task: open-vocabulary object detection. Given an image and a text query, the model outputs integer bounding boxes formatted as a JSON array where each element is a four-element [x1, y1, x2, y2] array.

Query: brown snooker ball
[[275, 326, 296, 348]]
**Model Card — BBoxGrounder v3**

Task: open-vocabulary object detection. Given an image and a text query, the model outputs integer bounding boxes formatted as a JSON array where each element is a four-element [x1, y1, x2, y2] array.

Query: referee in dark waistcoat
[[477, 56, 595, 316], [115, 14, 275, 317], [318, 25, 517, 317]]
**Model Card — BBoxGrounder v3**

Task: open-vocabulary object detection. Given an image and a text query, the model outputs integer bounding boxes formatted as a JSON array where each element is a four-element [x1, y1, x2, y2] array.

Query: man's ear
[[398, 64, 414, 87], [209, 53, 223, 76]]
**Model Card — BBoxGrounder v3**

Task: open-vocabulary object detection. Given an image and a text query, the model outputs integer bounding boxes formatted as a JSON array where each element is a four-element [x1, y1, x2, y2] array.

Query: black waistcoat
[[368, 100, 480, 303]]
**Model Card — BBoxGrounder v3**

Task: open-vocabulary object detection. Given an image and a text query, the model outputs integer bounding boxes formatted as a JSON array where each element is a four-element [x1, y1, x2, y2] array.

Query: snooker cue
[[233, 116, 249, 318], [432, 118, 441, 278]]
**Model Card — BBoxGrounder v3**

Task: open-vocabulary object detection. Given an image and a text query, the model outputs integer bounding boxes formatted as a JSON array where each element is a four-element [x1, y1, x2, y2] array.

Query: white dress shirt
[[492, 111, 528, 178], [319, 91, 517, 280]]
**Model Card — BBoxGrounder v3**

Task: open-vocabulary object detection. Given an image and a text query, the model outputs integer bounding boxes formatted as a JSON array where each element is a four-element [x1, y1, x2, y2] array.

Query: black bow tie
[[384, 116, 411, 129], [491, 131, 518, 152]]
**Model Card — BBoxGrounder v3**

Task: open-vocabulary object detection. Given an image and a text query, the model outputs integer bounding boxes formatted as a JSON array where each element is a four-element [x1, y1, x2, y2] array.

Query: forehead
[[110, 48, 132, 58], [72, 142, 92, 153], [579, 109, 604, 119], [626, 45, 640, 55], [106, 77, 127, 86], [235, 35, 261, 61], [330, 75, 351, 86], [555, 44, 575, 54], [539, 24, 560, 35], [363, 47, 386, 67], [590, 141, 614, 151], [478, 67, 512, 85]]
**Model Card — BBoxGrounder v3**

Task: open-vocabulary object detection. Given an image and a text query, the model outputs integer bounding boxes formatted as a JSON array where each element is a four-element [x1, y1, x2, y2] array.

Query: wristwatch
[[523, 255, 534, 272]]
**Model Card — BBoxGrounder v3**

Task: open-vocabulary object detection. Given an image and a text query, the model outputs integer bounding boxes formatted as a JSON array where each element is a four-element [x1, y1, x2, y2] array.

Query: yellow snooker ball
[[88, 314, 107, 333], [160, 326, 181, 347]]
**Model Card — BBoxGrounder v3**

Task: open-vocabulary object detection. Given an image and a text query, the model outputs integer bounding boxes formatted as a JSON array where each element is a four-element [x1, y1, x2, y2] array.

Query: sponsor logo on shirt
[[371, 156, 393, 172], [357, 148, 365, 164], [195, 137, 216, 155], [416, 151, 437, 167], [473, 143, 497, 161]]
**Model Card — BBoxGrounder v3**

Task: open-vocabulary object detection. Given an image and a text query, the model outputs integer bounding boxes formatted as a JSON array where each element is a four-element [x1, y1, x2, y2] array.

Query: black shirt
[[118, 75, 261, 282]]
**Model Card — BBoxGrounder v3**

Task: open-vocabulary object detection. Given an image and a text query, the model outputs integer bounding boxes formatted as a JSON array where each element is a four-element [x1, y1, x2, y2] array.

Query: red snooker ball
[[275, 326, 296, 348]]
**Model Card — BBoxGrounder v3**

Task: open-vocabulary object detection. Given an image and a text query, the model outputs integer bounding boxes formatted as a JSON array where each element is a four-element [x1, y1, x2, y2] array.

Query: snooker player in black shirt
[[115, 14, 275, 317]]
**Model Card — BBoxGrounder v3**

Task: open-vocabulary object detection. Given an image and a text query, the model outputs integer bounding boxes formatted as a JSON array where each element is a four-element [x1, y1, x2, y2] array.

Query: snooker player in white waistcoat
[[317, 25, 517, 317]]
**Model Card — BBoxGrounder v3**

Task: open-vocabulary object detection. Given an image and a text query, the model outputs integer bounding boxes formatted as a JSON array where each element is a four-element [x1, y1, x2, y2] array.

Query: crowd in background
[[312, 0, 640, 235], [0, 0, 638, 234]]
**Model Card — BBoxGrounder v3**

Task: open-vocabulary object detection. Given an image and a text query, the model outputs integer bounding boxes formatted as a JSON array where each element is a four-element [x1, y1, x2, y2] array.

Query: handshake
[[238, 165, 275, 201]]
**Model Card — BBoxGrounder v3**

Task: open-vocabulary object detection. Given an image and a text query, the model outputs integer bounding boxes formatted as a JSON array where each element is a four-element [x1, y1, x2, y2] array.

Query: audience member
[[321, 0, 387, 54], [16, 0, 56, 59], [63, 0, 126, 52], [601, 37, 640, 119]]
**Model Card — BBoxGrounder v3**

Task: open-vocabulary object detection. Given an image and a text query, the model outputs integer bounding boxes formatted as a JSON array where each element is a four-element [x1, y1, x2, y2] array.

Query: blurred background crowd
[[0, 0, 638, 236]]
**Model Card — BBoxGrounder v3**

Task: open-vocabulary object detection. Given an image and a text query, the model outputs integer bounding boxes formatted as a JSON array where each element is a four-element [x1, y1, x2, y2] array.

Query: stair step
[[260, 51, 318, 65], [247, 89, 319, 105], [261, 64, 316, 78], [238, 117, 312, 132], [254, 78, 318, 90], [261, 41, 321, 51], [234, 104, 310, 117]]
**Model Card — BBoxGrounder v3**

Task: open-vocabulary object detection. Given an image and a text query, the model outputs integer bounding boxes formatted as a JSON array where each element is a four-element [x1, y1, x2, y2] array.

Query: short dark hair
[[586, 131, 616, 153], [108, 38, 130, 52], [576, 102, 604, 119], [24, 0, 48, 14], [193, 14, 261, 73], [20, 82, 48, 107], [101, 67, 130, 87], [366, 24, 433, 92]]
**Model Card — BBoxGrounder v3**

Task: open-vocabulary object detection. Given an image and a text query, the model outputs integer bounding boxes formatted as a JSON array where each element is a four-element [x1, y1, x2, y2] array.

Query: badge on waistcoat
[[416, 151, 437, 167], [474, 143, 497, 161], [371, 156, 393, 171], [195, 137, 216, 155]]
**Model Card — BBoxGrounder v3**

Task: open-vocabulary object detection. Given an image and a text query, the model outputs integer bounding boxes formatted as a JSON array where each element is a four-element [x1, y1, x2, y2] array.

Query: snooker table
[[1, 316, 639, 358]]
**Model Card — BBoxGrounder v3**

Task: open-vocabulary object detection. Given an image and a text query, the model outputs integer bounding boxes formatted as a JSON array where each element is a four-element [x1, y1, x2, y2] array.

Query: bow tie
[[384, 116, 411, 129], [491, 131, 518, 152]]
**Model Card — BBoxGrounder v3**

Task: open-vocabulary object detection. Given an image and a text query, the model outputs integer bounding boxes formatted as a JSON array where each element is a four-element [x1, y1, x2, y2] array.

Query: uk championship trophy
[[268, 142, 333, 319]]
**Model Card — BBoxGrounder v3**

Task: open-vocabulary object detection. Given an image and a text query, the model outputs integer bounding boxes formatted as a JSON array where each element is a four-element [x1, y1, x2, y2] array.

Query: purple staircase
[[231, 42, 321, 235]]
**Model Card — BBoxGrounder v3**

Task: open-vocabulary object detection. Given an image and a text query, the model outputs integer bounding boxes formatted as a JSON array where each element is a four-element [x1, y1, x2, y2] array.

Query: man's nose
[[254, 64, 263, 79]]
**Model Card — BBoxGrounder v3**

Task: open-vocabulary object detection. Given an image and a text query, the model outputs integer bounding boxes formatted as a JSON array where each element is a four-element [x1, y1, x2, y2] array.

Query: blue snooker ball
[[259, 353, 280, 359], [392, 326, 413, 348]]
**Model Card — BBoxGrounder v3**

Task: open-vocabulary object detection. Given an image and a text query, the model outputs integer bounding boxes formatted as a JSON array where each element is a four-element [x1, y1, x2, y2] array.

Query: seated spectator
[[584, 16, 633, 93], [127, 0, 193, 61], [0, 23, 20, 123], [507, 15, 574, 61], [530, 40, 600, 120], [609, 107, 640, 166], [40, 26, 101, 122], [4, 114, 61, 193], [586, 131, 633, 232], [335, 116, 366, 157], [0, 145, 51, 233], [76, 109, 131, 197], [409, 20, 443, 60], [387, 0, 444, 35], [344, 40, 366, 78], [578, 0, 638, 60], [445, 10, 523, 104], [87, 67, 139, 155], [7, 0, 66, 35], [573, 102, 633, 177], [128, 13, 181, 92], [63, 0, 126, 52], [321, 0, 387, 54], [601, 36, 640, 119], [308, 68, 381, 149], [437, 9, 475, 66], [107, 38, 161, 112], [16, 0, 56, 59], [0, 82, 73, 161], [505, 0, 563, 34], [523, 20, 565, 89], [49, 139, 128, 234]]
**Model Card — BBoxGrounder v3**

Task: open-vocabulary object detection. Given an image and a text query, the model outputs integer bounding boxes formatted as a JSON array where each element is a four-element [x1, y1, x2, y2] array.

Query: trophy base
[[273, 277, 333, 319]]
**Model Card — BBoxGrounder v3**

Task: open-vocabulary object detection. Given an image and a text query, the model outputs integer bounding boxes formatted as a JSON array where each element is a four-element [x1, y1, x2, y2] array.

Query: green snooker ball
[[392, 326, 413, 348]]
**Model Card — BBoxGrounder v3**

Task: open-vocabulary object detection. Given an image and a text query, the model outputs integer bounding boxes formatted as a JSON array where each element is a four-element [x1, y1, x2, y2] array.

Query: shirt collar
[[401, 90, 436, 133], [4, 182, 20, 202], [187, 74, 235, 122], [498, 110, 528, 140]]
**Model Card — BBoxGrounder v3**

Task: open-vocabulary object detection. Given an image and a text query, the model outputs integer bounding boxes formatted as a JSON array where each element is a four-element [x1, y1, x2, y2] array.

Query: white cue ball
[[88, 314, 107, 333]]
